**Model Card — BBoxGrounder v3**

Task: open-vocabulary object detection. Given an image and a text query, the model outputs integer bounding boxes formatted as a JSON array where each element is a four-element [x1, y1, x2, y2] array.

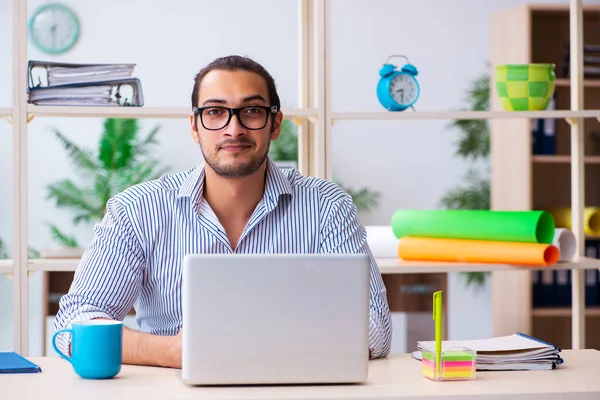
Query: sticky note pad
[[421, 347, 476, 381]]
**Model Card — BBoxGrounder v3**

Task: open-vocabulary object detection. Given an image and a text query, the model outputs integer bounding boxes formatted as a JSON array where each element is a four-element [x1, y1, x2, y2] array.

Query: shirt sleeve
[[319, 191, 393, 359], [53, 196, 145, 357]]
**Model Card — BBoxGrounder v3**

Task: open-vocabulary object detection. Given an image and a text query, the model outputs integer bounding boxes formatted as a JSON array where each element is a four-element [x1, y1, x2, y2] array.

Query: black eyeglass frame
[[192, 105, 279, 131]]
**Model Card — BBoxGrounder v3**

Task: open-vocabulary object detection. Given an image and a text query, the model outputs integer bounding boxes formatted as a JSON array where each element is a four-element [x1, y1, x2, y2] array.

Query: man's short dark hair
[[191, 55, 281, 112]]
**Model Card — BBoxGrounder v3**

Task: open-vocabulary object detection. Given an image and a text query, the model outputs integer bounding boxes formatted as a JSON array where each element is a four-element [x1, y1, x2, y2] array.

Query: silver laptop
[[181, 253, 371, 386]]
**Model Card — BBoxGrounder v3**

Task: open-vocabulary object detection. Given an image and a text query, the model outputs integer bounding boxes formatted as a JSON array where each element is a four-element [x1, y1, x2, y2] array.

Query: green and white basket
[[495, 64, 556, 111]]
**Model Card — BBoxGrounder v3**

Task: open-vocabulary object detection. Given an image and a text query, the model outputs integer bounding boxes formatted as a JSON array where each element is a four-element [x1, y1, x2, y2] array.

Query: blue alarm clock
[[377, 55, 420, 111]]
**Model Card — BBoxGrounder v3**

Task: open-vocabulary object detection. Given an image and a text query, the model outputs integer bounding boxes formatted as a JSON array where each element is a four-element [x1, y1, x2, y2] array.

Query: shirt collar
[[176, 158, 293, 207]]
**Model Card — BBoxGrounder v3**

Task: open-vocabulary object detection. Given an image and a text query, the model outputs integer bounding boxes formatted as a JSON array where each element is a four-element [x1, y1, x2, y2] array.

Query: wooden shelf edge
[[26, 256, 600, 274], [0, 108, 12, 117], [376, 257, 600, 274], [28, 258, 80, 272], [526, 4, 600, 12], [532, 307, 600, 317], [533, 155, 600, 164], [27, 105, 317, 119], [0, 259, 13, 274], [332, 110, 600, 121], [555, 78, 600, 88]]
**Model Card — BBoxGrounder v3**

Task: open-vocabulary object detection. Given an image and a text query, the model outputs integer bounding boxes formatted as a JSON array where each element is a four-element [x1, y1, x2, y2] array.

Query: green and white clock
[[29, 3, 80, 54]]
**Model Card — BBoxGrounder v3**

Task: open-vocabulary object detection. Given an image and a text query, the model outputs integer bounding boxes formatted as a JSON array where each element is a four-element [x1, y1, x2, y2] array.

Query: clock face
[[29, 4, 80, 54], [390, 74, 418, 105]]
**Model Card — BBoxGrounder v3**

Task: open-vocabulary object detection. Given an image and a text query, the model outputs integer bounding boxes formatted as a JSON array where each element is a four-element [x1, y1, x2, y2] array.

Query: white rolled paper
[[553, 228, 577, 262], [365, 225, 399, 258]]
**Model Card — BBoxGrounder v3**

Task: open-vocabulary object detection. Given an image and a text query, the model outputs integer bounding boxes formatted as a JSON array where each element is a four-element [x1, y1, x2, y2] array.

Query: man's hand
[[166, 328, 183, 369], [120, 325, 183, 369]]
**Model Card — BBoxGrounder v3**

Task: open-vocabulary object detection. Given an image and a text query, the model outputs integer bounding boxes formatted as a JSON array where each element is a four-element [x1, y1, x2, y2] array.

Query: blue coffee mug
[[52, 320, 123, 379]]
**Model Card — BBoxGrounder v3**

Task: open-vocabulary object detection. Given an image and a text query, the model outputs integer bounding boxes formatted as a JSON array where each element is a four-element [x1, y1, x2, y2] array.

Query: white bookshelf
[[489, 1, 593, 350], [27, 105, 318, 120], [6, 0, 594, 354]]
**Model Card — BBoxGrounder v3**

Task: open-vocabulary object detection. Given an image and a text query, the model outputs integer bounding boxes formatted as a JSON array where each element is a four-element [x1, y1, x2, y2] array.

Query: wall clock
[[29, 3, 80, 55], [376, 55, 420, 111]]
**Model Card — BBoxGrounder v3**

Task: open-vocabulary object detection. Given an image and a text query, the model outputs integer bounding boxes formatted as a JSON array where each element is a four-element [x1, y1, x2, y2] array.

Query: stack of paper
[[27, 60, 144, 107], [413, 332, 563, 371], [46, 63, 136, 86]]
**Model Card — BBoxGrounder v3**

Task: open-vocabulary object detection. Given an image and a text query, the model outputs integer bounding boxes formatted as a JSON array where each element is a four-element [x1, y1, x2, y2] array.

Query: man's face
[[190, 70, 282, 179]]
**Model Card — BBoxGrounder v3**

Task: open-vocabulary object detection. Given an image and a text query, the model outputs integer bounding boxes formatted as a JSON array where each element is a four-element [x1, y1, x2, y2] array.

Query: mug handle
[[52, 329, 73, 364]]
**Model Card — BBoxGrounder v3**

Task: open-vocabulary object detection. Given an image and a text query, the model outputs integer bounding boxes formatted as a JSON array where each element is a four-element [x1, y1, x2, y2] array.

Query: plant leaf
[[46, 179, 103, 220], [53, 129, 99, 171], [344, 186, 381, 213], [98, 118, 138, 171], [269, 120, 299, 162], [439, 168, 490, 211], [461, 271, 489, 291], [28, 247, 40, 259], [0, 238, 9, 259], [48, 224, 79, 248], [447, 71, 490, 162], [136, 124, 161, 156]]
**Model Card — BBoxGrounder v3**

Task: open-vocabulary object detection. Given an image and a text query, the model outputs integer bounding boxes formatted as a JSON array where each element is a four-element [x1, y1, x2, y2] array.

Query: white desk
[[3, 350, 600, 399]]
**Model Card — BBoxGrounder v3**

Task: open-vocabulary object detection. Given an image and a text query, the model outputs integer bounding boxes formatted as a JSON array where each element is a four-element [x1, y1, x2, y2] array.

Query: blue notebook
[[0, 352, 42, 374]]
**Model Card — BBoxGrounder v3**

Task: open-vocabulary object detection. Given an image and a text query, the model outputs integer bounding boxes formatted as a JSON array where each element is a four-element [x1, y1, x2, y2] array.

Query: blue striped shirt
[[54, 158, 392, 359]]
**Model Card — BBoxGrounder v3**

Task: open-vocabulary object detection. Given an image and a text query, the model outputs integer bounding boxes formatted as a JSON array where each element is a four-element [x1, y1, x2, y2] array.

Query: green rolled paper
[[391, 210, 555, 244]]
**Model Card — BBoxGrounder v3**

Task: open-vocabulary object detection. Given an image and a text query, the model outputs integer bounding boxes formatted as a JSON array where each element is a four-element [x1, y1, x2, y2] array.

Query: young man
[[54, 55, 392, 368]]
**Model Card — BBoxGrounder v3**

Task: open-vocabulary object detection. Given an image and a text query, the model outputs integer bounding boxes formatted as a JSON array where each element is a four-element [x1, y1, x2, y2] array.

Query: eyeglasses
[[192, 105, 278, 131]]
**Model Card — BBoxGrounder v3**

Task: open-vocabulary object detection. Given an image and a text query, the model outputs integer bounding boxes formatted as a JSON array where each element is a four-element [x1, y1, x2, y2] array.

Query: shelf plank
[[27, 257, 600, 274], [0, 108, 11, 117], [531, 155, 600, 164], [555, 78, 600, 88], [533, 155, 600, 164], [527, 4, 600, 12], [532, 307, 600, 317], [332, 110, 600, 121], [376, 257, 600, 274], [0, 259, 13, 274], [27, 105, 317, 119], [28, 258, 80, 272]]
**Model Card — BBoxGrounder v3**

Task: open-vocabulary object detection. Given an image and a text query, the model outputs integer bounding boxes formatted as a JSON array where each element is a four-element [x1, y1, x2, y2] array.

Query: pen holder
[[421, 346, 476, 382]]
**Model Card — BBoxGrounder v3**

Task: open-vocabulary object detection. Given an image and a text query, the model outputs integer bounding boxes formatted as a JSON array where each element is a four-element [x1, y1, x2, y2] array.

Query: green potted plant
[[0, 238, 8, 259], [44, 118, 168, 256], [269, 120, 381, 212], [440, 69, 490, 289]]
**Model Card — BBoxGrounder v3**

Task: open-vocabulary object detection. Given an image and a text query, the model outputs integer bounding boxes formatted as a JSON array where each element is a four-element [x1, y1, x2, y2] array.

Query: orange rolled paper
[[398, 236, 559, 266]]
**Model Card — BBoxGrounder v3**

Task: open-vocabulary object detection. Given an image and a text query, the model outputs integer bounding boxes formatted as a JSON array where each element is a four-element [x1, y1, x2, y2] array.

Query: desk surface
[[3, 350, 600, 400]]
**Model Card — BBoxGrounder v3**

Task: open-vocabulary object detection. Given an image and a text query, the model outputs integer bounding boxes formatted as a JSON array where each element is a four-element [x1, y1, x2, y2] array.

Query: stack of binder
[[27, 60, 144, 107], [531, 94, 556, 155], [532, 239, 600, 307], [559, 43, 600, 79]]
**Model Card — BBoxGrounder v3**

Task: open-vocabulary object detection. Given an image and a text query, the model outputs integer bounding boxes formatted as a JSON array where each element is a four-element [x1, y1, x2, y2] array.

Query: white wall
[[1, 0, 598, 355]]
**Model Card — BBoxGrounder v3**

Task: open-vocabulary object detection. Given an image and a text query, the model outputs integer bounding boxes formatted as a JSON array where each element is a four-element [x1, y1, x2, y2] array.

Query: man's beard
[[199, 137, 271, 179]]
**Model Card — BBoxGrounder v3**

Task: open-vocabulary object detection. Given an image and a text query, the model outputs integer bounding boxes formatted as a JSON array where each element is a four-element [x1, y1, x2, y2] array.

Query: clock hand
[[50, 24, 57, 48], [395, 88, 404, 103]]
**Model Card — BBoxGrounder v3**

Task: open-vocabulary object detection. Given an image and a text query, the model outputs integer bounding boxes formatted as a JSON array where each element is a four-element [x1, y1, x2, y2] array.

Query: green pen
[[433, 290, 443, 378]]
